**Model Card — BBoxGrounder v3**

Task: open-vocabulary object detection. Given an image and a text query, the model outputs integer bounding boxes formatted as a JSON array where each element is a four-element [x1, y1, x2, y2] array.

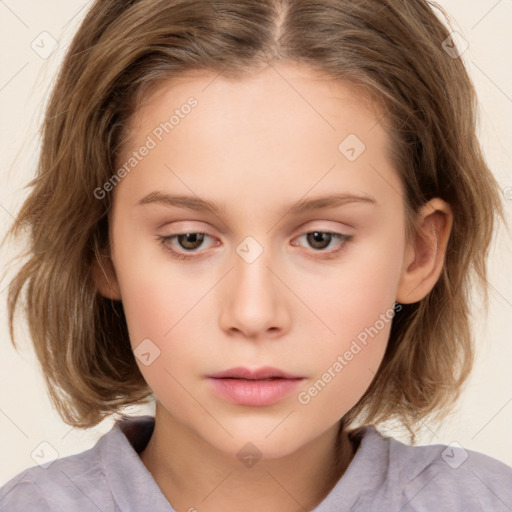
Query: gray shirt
[[1, 415, 511, 511]]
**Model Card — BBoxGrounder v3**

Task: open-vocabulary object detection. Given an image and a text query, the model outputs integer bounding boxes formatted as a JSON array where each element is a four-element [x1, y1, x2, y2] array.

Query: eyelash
[[156, 230, 353, 261]]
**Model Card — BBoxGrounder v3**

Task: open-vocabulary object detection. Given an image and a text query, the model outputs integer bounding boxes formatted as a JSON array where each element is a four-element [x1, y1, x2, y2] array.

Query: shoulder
[[0, 433, 114, 512], [385, 433, 512, 511], [0, 415, 158, 512]]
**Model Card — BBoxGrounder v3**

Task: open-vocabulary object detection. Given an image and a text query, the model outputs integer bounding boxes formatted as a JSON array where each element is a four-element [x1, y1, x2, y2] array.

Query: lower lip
[[207, 377, 304, 406]]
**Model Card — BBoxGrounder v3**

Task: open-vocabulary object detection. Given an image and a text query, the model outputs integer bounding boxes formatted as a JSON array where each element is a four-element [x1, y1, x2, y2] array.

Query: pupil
[[308, 232, 331, 249], [179, 233, 203, 249]]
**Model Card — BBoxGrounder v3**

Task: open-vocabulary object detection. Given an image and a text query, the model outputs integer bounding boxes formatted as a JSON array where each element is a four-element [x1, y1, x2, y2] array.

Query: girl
[[1, 0, 511, 510]]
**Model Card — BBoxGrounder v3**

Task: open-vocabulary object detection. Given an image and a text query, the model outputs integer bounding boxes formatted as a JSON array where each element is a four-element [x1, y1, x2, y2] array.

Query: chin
[[200, 421, 318, 464]]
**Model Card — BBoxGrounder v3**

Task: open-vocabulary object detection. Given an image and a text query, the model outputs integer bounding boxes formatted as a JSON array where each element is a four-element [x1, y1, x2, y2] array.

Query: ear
[[92, 250, 122, 301], [396, 198, 453, 304]]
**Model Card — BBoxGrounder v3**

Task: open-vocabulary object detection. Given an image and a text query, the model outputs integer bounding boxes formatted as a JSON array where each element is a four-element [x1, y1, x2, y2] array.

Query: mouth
[[207, 366, 305, 406], [207, 366, 304, 380]]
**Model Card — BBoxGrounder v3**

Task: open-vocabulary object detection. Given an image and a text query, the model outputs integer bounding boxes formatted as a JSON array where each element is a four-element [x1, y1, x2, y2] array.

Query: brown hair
[[3, 0, 508, 441]]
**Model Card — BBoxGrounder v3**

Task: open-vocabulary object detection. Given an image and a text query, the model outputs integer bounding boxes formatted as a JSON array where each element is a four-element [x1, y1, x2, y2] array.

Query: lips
[[207, 366, 303, 380], [207, 366, 305, 406]]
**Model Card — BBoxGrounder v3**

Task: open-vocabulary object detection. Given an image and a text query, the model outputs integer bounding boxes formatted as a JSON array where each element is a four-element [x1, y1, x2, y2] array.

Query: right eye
[[156, 232, 220, 260]]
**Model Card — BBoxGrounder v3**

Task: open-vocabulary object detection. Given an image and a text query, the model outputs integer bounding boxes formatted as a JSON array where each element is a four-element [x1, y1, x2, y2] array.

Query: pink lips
[[207, 366, 304, 407]]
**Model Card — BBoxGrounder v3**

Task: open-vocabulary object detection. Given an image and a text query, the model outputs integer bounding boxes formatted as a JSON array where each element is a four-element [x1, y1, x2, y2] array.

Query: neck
[[139, 404, 355, 512]]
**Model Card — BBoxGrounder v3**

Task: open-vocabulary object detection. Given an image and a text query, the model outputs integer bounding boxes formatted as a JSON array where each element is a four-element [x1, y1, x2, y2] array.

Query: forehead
[[115, 62, 402, 215], [128, 62, 387, 147]]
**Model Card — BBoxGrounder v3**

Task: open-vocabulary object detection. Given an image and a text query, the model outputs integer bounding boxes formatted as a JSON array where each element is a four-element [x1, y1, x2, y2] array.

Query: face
[[103, 62, 410, 459]]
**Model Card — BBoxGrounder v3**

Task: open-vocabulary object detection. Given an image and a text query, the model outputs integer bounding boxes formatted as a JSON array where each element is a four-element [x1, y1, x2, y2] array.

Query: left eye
[[293, 231, 351, 251]]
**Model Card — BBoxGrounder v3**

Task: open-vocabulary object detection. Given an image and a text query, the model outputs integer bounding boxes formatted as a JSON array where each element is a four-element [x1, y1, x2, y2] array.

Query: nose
[[218, 244, 291, 340]]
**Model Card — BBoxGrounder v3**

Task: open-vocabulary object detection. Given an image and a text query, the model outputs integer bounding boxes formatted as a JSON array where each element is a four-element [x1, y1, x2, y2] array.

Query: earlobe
[[396, 198, 453, 304], [92, 253, 122, 301]]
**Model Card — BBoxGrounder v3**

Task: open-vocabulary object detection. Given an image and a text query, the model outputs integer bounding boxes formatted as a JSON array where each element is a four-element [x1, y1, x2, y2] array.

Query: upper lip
[[207, 366, 304, 380]]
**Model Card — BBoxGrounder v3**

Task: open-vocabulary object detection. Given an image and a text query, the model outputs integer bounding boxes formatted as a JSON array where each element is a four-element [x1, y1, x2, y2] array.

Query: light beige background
[[1, 0, 511, 486]]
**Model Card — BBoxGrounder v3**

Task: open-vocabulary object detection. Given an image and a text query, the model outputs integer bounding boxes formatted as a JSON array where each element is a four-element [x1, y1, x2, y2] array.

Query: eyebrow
[[136, 190, 377, 216]]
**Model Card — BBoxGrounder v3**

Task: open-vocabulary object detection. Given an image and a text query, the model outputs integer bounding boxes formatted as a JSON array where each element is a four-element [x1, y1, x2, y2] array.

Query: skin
[[94, 61, 453, 512]]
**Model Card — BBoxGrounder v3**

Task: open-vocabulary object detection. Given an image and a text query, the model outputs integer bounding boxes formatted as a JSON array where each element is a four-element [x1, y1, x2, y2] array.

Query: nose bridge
[[233, 235, 276, 309], [220, 235, 287, 336]]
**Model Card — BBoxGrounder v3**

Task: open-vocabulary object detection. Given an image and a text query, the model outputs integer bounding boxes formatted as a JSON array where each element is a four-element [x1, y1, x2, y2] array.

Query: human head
[[4, 0, 505, 445]]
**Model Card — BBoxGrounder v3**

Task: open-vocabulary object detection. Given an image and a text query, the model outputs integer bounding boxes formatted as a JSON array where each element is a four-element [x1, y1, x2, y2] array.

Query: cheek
[[295, 323, 390, 434], [298, 227, 404, 345], [119, 270, 217, 377], [117, 270, 179, 348], [112, 234, 222, 390], [295, 271, 399, 426], [292, 230, 403, 408], [112, 222, 203, 345], [116, 260, 212, 418]]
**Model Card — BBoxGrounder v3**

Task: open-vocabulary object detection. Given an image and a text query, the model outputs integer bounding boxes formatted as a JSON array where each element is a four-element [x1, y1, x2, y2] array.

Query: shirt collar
[[99, 415, 391, 511], [99, 415, 175, 511]]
